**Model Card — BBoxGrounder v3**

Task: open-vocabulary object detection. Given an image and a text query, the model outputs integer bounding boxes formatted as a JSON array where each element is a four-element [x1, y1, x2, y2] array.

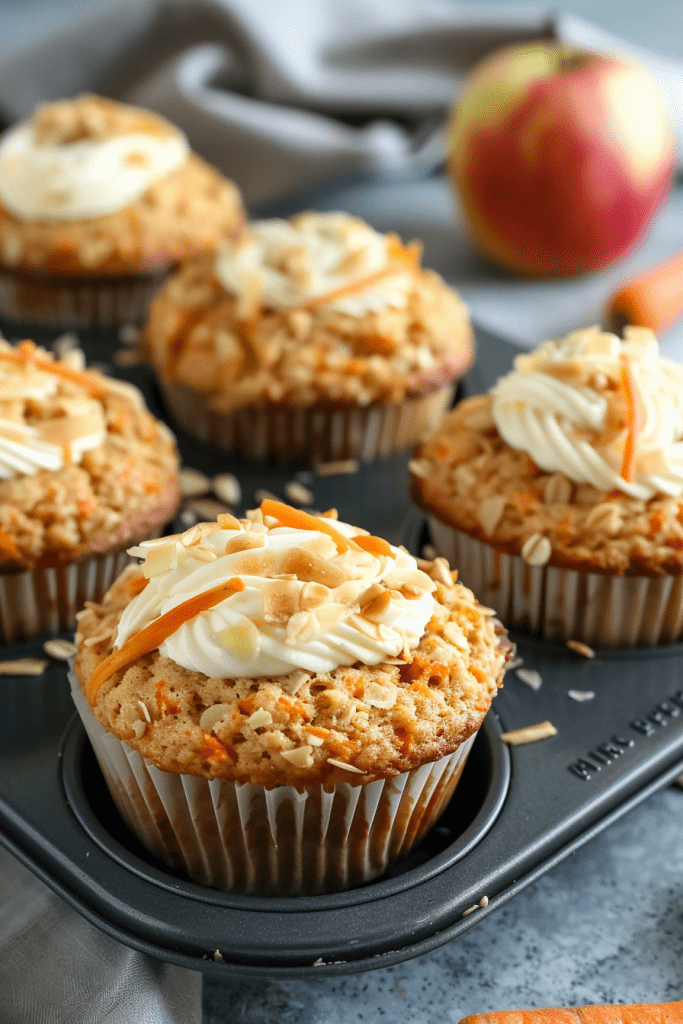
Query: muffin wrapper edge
[[159, 380, 456, 464], [428, 515, 683, 646], [69, 667, 476, 896]]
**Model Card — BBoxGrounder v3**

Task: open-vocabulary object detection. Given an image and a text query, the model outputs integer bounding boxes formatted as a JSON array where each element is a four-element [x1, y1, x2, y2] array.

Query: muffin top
[[75, 501, 509, 786], [143, 210, 474, 409], [411, 326, 683, 575], [0, 94, 244, 275], [0, 338, 180, 568]]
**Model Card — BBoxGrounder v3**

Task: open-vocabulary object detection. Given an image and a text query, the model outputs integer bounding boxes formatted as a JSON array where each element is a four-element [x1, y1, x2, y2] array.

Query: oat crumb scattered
[[500, 721, 557, 745], [312, 957, 325, 967], [284, 480, 314, 506], [462, 904, 479, 917], [515, 668, 542, 691], [567, 639, 596, 658], [568, 689, 596, 702], [0, 658, 48, 676], [213, 949, 224, 962], [315, 458, 360, 476], [506, 656, 524, 671], [479, 895, 489, 908]]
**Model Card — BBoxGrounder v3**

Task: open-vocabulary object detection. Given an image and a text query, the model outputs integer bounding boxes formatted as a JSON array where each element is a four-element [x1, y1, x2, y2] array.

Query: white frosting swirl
[[0, 123, 189, 220], [214, 213, 413, 316], [121, 515, 437, 679], [0, 355, 105, 478], [492, 328, 683, 500]]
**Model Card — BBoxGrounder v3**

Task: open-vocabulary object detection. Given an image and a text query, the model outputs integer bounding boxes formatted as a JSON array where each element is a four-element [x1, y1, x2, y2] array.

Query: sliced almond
[[188, 497, 232, 521], [281, 745, 314, 768], [0, 658, 48, 675], [327, 758, 364, 774], [179, 468, 212, 499], [521, 533, 552, 567], [143, 540, 178, 578], [43, 638, 77, 660], [199, 703, 232, 733], [213, 473, 242, 507], [567, 639, 595, 659], [284, 480, 314, 506], [246, 707, 273, 729], [315, 459, 359, 476], [500, 721, 557, 745]]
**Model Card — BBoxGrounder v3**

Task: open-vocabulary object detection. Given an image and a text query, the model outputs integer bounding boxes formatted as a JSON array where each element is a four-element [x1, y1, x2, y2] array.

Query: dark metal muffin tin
[[0, 322, 682, 978]]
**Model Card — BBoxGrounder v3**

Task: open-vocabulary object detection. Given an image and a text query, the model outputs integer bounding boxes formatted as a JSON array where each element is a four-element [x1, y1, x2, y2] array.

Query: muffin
[[71, 500, 509, 896], [0, 94, 244, 327], [0, 337, 180, 640], [411, 325, 683, 646], [143, 210, 474, 464]]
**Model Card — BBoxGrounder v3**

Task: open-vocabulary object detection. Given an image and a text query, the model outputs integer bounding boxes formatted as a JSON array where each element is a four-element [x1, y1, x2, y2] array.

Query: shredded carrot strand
[[351, 533, 393, 557], [0, 530, 21, 563], [260, 499, 349, 552], [86, 577, 245, 704], [619, 356, 645, 483], [285, 237, 420, 314], [0, 340, 109, 397], [607, 248, 683, 334]]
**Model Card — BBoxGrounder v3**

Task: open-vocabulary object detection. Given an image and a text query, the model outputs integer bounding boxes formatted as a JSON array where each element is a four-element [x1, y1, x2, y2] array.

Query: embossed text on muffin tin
[[568, 689, 683, 780]]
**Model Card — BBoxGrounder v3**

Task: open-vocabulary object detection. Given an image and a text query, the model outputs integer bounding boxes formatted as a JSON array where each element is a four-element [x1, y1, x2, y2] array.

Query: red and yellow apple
[[447, 43, 676, 278]]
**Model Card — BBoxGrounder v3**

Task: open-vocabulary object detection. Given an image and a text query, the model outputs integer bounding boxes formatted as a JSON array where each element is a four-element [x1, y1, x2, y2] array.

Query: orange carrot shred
[[608, 249, 683, 334], [128, 576, 149, 597], [0, 530, 21, 563], [260, 499, 349, 552], [86, 577, 245, 704], [351, 533, 393, 557], [0, 341, 109, 398], [619, 356, 645, 483]]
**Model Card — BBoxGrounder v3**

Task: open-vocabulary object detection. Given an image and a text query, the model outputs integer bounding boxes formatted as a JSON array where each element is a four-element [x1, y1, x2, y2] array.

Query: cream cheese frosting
[[213, 212, 414, 316], [491, 327, 683, 500], [0, 122, 189, 221], [0, 346, 107, 479], [122, 511, 437, 679]]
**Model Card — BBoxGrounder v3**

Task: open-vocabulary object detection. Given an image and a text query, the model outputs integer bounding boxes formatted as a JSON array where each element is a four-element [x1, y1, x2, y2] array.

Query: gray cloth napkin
[[0, 0, 680, 209], [0, 846, 201, 1024]]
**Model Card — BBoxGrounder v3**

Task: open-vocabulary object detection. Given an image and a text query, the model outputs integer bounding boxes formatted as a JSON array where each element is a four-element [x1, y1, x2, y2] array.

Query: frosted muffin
[[411, 326, 683, 645], [71, 500, 509, 896], [0, 338, 180, 639], [143, 210, 474, 463], [0, 94, 244, 327]]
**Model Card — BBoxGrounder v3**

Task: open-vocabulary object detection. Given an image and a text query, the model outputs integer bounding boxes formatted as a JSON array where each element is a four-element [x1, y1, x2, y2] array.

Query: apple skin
[[447, 43, 676, 278]]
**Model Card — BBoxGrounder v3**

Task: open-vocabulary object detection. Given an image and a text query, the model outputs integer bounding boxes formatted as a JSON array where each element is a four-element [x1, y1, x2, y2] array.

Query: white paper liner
[[0, 525, 165, 643], [0, 268, 168, 327], [428, 515, 683, 646], [69, 668, 476, 896], [160, 381, 455, 464]]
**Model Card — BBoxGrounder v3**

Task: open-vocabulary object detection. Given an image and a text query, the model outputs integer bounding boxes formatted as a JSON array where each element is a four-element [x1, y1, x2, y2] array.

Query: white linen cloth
[[0, 0, 681, 209]]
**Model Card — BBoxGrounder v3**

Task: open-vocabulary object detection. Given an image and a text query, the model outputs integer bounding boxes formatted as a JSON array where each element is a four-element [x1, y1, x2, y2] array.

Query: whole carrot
[[607, 249, 683, 335], [459, 999, 683, 1024]]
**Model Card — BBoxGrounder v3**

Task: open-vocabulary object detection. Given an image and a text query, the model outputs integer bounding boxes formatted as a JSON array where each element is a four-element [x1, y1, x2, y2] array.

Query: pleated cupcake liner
[[159, 381, 455, 464], [69, 668, 475, 896], [0, 268, 169, 328], [0, 525, 165, 643], [428, 515, 683, 647]]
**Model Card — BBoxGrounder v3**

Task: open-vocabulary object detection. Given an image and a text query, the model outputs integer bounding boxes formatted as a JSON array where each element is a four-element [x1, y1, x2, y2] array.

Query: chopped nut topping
[[281, 745, 314, 768], [427, 557, 453, 587], [246, 707, 273, 729], [199, 703, 232, 732]]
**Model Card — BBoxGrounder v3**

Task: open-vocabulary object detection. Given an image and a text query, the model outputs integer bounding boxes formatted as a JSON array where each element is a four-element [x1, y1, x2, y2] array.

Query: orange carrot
[[260, 499, 349, 552], [0, 340, 109, 397], [86, 577, 245, 704], [619, 355, 645, 482], [458, 1000, 683, 1024], [351, 534, 393, 557], [0, 530, 21, 563], [128, 576, 149, 597], [608, 249, 683, 334], [289, 237, 420, 313]]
